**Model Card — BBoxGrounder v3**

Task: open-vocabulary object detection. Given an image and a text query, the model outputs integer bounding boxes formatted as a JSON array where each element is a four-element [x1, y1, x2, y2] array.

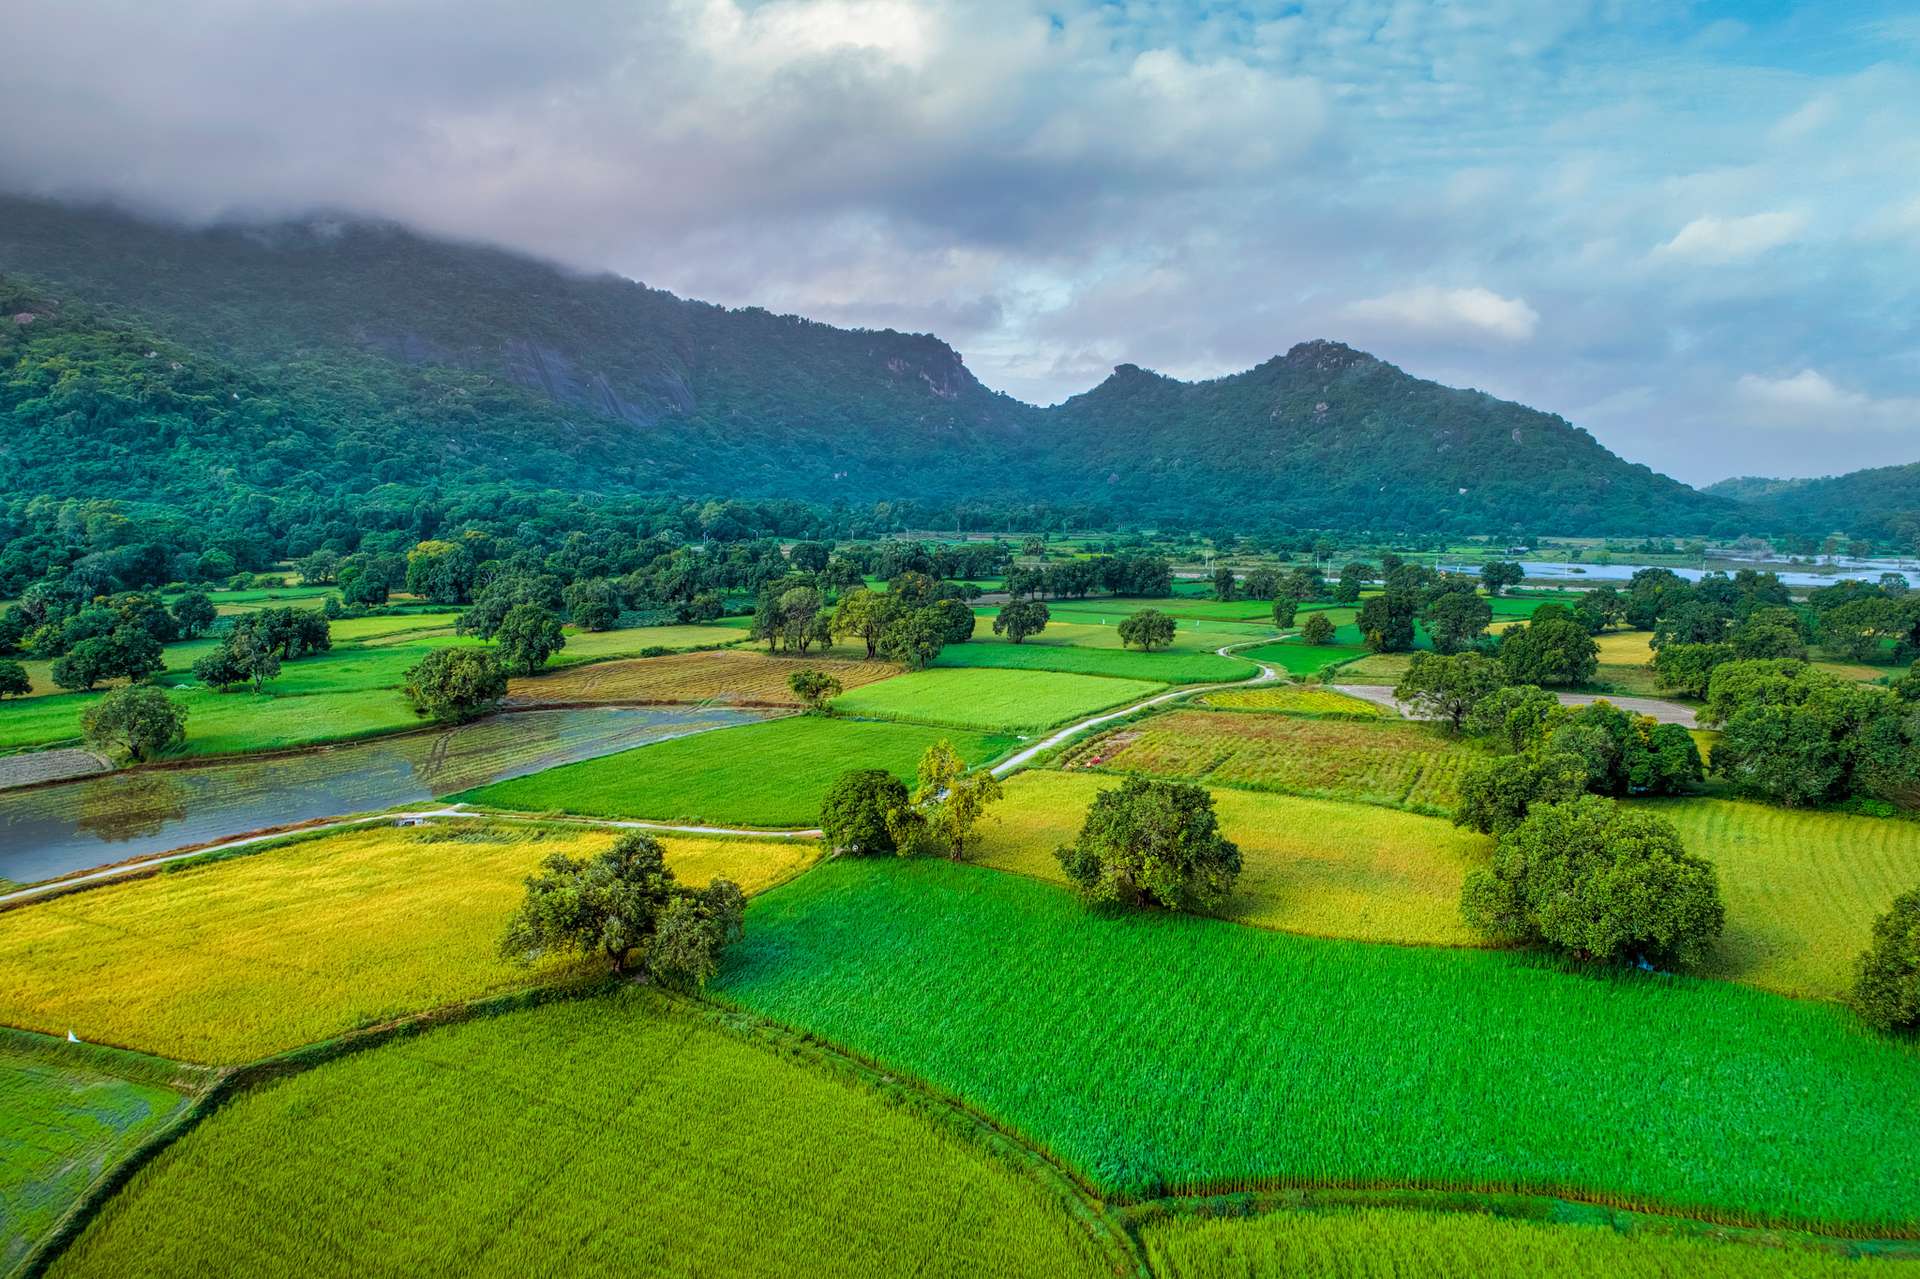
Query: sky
[[2, 0, 1917, 485]]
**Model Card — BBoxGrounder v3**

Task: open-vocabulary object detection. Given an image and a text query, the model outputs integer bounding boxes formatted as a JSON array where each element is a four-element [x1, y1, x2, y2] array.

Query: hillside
[[1707, 466, 1920, 543], [0, 195, 1734, 534]]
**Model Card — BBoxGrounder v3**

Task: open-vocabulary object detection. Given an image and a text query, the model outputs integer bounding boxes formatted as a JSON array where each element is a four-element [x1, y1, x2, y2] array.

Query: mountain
[[1706, 466, 1920, 542], [0, 195, 1736, 534]]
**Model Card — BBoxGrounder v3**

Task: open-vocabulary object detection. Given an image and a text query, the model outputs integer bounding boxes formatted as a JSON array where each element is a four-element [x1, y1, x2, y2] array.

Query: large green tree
[[820, 769, 911, 854], [495, 603, 567, 675], [403, 647, 508, 723], [1852, 889, 1920, 1034], [1393, 652, 1505, 733], [1056, 775, 1241, 912], [1117, 608, 1176, 652], [81, 685, 187, 762]]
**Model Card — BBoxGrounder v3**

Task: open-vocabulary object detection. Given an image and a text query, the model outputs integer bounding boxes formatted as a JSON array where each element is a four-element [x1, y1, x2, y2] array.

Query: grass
[[459, 715, 1015, 828], [830, 668, 1162, 733], [716, 858, 1920, 1228], [1240, 639, 1371, 677], [0, 1031, 209, 1273], [508, 648, 900, 706], [1652, 798, 1920, 1002], [974, 771, 1487, 946], [1196, 685, 1386, 717], [0, 822, 816, 1063], [1060, 708, 1474, 813], [48, 990, 1117, 1279], [933, 640, 1252, 683], [1138, 1205, 1908, 1277]]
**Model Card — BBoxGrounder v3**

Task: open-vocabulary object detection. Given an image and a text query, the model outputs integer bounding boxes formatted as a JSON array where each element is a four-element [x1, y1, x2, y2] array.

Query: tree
[[880, 608, 948, 671], [1117, 608, 1176, 652], [820, 769, 911, 854], [1650, 642, 1734, 699], [1498, 617, 1598, 687], [915, 739, 1003, 860], [403, 647, 508, 723], [51, 636, 118, 691], [927, 597, 976, 646], [1465, 683, 1559, 751], [170, 590, 217, 639], [1394, 652, 1505, 733], [1211, 567, 1236, 601], [459, 573, 562, 640], [1423, 591, 1492, 654], [992, 599, 1050, 644], [788, 668, 843, 713], [1056, 775, 1241, 911], [1242, 568, 1280, 600], [1480, 561, 1525, 596], [1453, 751, 1588, 835], [1301, 612, 1336, 645], [1461, 797, 1724, 969], [1357, 590, 1418, 653], [563, 578, 622, 632], [499, 832, 743, 986], [780, 586, 826, 654], [1851, 889, 1920, 1034], [1272, 596, 1298, 628], [0, 660, 29, 697], [81, 685, 186, 763], [495, 603, 566, 675], [1335, 562, 1371, 604], [830, 587, 899, 660]]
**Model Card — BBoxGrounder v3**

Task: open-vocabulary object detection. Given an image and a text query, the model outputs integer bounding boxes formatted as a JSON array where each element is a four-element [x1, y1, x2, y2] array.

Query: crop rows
[[830, 667, 1162, 733], [1197, 686, 1385, 717], [507, 648, 899, 707]]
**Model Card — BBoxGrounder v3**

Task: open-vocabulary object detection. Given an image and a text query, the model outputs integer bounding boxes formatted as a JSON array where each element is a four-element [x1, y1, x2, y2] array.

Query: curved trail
[[3, 639, 1278, 907]]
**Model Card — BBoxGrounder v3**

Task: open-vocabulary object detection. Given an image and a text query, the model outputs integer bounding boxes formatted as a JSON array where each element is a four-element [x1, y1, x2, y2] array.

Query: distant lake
[[1447, 560, 1917, 589], [0, 706, 769, 886]]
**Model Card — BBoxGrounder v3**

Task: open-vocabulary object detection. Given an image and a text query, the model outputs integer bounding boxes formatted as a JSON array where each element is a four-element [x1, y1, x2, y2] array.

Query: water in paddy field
[[0, 707, 770, 886]]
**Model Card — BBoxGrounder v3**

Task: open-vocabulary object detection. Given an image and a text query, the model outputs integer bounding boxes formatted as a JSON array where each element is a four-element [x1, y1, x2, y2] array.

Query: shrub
[[1461, 796, 1724, 968], [1852, 889, 1920, 1034], [1056, 774, 1241, 911], [820, 769, 911, 854], [787, 668, 843, 712]]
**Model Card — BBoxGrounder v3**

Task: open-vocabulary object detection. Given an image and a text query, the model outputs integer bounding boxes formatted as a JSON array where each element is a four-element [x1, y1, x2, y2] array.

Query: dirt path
[[1328, 684, 1699, 727]]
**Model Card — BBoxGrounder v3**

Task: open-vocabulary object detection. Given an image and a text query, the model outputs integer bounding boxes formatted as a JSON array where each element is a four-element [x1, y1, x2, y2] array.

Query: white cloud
[[1735, 369, 1920, 431], [1342, 286, 1540, 343], [1657, 211, 1807, 262]]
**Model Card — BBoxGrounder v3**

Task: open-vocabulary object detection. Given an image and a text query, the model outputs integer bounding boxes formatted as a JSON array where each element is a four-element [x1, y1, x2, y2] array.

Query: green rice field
[[716, 858, 1920, 1228], [1, 1031, 209, 1273], [459, 715, 1014, 827], [47, 991, 1119, 1279], [933, 640, 1252, 683], [830, 667, 1161, 732], [1240, 639, 1371, 677]]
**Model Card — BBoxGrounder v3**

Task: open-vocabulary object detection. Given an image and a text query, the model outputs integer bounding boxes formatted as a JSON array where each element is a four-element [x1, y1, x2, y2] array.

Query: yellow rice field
[[509, 648, 900, 706]]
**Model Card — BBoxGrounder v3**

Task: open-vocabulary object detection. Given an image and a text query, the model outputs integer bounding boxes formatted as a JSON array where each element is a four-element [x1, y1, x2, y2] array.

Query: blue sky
[[3, 0, 1916, 483]]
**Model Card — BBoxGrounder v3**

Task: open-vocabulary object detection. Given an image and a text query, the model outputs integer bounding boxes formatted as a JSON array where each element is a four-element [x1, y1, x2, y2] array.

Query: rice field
[[48, 990, 1118, 1279], [972, 609, 1277, 651], [1651, 798, 1920, 1002], [1239, 639, 1371, 677], [547, 622, 750, 663], [508, 648, 899, 706], [974, 771, 1486, 945], [1139, 1205, 1907, 1278], [0, 822, 816, 1063], [933, 640, 1252, 683], [1197, 685, 1386, 717], [716, 858, 1920, 1228], [1333, 651, 1418, 686], [831, 668, 1162, 733], [458, 715, 1014, 827], [0, 1031, 209, 1273], [1060, 708, 1474, 813]]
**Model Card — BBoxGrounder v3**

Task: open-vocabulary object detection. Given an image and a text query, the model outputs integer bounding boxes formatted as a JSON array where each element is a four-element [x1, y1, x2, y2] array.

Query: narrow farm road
[[1328, 683, 1700, 727], [989, 639, 1279, 777], [0, 809, 820, 908]]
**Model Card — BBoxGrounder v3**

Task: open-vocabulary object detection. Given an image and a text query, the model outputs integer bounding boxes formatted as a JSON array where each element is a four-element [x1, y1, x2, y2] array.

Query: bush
[[1461, 796, 1724, 968], [1852, 889, 1920, 1034], [788, 668, 843, 713], [820, 769, 911, 854], [1056, 774, 1241, 912]]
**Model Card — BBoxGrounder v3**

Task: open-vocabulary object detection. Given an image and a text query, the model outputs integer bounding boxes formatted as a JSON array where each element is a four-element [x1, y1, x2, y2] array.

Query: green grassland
[[1138, 1205, 1907, 1278], [1, 1031, 209, 1273], [48, 991, 1117, 1279], [830, 668, 1162, 733], [933, 640, 1252, 683], [0, 823, 815, 1064], [1241, 638, 1371, 677], [1063, 708, 1474, 813], [975, 771, 1485, 946], [459, 715, 1014, 828], [716, 858, 1920, 1228]]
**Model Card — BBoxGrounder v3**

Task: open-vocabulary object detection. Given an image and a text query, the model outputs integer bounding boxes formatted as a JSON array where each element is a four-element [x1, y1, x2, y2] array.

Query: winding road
[[1328, 683, 1700, 727]]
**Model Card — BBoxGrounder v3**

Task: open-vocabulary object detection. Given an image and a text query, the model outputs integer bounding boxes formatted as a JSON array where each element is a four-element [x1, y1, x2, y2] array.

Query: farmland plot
[[49, 991, 1117, 1279], [508, 648, 898, 706], [717, 859, 1920, 1228], [933, 641, 1251, 683], [1197, 685, 1386, 716], [831, 667, 1161, 733]]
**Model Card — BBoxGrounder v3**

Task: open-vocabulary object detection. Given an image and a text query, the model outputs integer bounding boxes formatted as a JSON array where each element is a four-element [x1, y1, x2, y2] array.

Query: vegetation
[[0, 822, 811, 1062], [992, 599, 1051, 644], [1702, 660, 1920, 808], [500, 832, 744, 988], [718, 858, 1920, 1224], [1301, 612, 1336, 645], [492, 602, 566, 674], [820, 769, 912, 854], [80, 686, 186, 763], [1117, 608, 1176, 651], [459, 716, 1013, 829], [1197, 685, 1383, 716], [515, 649, 896, 707], [1852, 889, 1920, 1035], [1056, 775, 1242, 911], [1461, 797, 1725, 969], [1498, 614, 1599, 686], [932, 639, 1248, 683], [402, 647, 508, 724], [48, 991, 1117, 1279], [912, 738, 1004, 861], [828, 668, 1159, 734], [1393, 652, 1504, 732], [786, 667, 842, 712]]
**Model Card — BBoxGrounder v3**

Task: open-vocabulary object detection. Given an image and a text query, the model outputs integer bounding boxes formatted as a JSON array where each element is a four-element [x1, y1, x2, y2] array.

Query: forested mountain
[[1706, 467, 1920, 545], [1, 194, 1736, 534]]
